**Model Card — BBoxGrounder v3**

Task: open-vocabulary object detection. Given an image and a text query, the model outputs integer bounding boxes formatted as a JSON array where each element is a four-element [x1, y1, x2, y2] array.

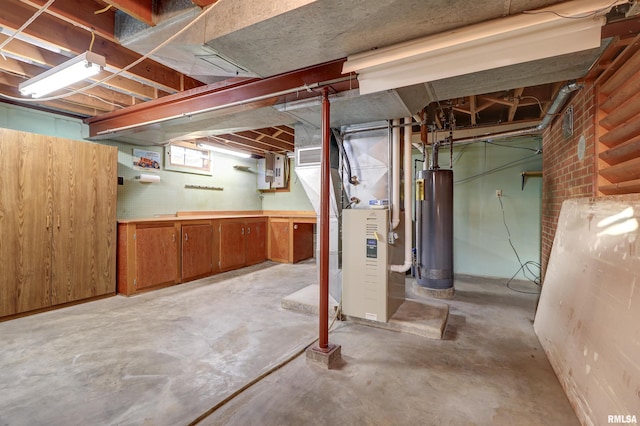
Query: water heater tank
[[416, 169, 454, 294]]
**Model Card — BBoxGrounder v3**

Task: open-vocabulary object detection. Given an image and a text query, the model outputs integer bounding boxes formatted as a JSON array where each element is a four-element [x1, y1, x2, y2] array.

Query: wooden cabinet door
[[269, 221, 290, 263], [293, 223, 315, 263], [246, 219, 267, 265], [135, 225, 179, 290], [182, 223, 213, 281], [0, 129, 53, 316], [219, 221, 246, 271], [51, 139, 117, 305]]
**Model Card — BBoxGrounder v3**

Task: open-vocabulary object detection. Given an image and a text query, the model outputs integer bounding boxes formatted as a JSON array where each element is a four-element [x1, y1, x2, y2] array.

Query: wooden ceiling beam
[[470, 95, 477, 126], [236, 130, 294, 151], [218, 132, 289, 153], [508, 87, 525, 122], [17, 0, 116, 41], [207, 135, 269, 156], [191, 0, 220, 7], [0, 34, 163, 100], [1, 0, 202, 93], [103, 0, 154, 26]]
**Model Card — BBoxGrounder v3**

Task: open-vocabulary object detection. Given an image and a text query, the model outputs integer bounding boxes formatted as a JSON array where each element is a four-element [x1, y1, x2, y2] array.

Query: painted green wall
[[0, 103, 311, 219], [448, 137, 542, 280]]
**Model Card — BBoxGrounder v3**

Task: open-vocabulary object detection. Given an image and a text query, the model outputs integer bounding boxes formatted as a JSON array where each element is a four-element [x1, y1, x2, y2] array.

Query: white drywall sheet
[[534, 197, 640, 426]]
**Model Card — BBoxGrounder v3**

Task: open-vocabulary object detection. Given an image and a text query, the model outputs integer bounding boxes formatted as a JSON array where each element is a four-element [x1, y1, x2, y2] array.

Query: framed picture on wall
[[133, 149, 161, 171]]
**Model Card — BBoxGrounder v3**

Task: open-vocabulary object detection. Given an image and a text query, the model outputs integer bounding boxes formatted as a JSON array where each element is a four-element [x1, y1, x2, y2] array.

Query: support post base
[[305, 343, 342, 369]]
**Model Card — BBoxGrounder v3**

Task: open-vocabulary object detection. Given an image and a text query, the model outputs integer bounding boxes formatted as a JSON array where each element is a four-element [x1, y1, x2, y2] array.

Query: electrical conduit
[[391, 117, 413, 273]]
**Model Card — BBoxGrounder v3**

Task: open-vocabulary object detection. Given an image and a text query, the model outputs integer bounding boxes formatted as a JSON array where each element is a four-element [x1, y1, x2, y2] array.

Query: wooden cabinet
[[0, 128, 117, 319], [182, 222, 214, 281], [219, 217, 267, 271], [246, 218, 267, 265], [269, 220, 290, 263], [117, 222, 181, 295], [219, 220, 246, 271], [268, 217, 315, 264]]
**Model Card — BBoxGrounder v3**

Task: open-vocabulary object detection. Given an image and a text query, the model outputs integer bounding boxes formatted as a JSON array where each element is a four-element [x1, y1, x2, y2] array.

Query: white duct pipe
[[391, 117, 413, 273], [391, 118, 401, 229]]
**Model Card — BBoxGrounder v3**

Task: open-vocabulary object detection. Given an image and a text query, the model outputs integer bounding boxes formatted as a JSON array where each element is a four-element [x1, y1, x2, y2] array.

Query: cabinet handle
[[172, 233, 176, 242], [241, 227, 245, 235], [56, 215, 60, 229], [247, 227, 251, 235], [46, 215, 51, 229], [185, 233, 189, 242]]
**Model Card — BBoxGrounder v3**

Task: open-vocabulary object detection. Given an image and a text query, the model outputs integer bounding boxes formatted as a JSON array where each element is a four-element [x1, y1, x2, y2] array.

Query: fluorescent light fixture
[[19, 51, 106, 98], [343, 0, 625, 95], [197, 143, 251, 158]]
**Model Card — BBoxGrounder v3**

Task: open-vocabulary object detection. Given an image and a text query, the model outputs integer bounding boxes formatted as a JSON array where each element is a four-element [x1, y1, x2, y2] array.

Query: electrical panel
[[272, 154, 285, 188], [342, 208, 403, 322]]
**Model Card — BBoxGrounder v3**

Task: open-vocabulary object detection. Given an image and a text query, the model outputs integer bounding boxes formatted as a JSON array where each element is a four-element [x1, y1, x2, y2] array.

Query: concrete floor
[[0, 261, 578, 426]]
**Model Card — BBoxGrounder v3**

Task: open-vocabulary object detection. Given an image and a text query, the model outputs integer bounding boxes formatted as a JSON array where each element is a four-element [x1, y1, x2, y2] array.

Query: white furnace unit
[[342, 208, 405, 322]]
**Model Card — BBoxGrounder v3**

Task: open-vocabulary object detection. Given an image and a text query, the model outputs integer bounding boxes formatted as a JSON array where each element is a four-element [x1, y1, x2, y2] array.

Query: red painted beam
[[319, 86, 330, 350], [86, 59, 356, 139]]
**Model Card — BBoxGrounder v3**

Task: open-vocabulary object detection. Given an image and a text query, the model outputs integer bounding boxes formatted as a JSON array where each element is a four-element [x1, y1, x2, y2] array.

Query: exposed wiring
[[519, 95, 544, 114], [497, 193, 541, 293], [454, 153, 540, 184], [0, 0, 56, 60], [483, 140, 540, 152], [94, 4, 113, 14], [89, 31, 95, 52], [188, 298, 343, 425], [0, 1, 219, 103], [522, 1, 623, 19]]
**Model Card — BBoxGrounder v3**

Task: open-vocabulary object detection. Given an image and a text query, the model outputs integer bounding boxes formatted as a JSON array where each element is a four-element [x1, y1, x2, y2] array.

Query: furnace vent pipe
[[391, 117, 414, 273], [391, 119, 401, 229]]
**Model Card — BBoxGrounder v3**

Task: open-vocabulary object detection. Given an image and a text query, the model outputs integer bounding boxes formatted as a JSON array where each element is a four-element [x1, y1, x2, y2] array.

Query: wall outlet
[[496, 189, 503, 197]]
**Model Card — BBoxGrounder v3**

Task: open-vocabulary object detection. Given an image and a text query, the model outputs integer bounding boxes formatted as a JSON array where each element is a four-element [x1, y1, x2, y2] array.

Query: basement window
[[165, 142, 212, 176]]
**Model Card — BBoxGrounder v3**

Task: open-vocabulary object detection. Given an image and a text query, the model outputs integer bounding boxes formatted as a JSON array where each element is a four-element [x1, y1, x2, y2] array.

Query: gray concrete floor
[[0, 261, 578, 426]]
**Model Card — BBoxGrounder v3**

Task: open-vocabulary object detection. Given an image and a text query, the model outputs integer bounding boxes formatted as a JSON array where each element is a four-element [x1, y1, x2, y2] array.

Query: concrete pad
[[281, 284, 338, 317], [305, 343, 342, 369], [346, 299, 449, 340]]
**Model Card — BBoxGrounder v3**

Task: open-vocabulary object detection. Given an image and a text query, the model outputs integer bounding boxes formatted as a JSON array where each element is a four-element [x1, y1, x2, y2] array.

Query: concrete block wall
[[541, 82, 597, 279]]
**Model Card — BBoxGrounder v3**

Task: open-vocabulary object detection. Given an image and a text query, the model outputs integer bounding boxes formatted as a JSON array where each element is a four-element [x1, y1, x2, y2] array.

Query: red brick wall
[[541, 82, 597, 280]]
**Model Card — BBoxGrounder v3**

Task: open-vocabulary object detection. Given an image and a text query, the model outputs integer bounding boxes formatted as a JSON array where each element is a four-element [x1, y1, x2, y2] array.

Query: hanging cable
[[497, 193, 541, 292], [0, 0, 56, 60], [332, 128, 358, 185], [0, 1, 219, 103]]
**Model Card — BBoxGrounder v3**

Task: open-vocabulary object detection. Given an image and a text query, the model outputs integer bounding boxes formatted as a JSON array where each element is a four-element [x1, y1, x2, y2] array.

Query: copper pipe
[[319, 86, 330, 350]]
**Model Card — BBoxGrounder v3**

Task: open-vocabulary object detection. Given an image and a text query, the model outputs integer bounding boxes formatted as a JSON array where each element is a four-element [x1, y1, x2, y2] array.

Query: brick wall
[[541, 82, 597, 279]]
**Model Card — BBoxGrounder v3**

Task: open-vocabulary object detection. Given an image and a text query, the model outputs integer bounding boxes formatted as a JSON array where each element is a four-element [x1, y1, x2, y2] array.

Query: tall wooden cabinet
[[0, 128, 117, 319]]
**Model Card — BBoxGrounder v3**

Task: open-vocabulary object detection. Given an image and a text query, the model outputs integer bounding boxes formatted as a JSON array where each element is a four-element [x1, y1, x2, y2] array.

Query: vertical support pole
[[305, 87, 342, 368], [319, 87, 330, 350]]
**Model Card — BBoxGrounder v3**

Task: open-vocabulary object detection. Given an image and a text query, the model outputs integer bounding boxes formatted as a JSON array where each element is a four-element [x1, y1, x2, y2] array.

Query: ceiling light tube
[[343, 0, 626, 95], [197, 143, 252, 158], [19, 51, 106, 98]]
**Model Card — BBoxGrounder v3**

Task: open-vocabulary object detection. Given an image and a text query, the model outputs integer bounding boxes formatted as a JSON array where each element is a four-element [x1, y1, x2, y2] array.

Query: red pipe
[[319, 86, 330, 350]]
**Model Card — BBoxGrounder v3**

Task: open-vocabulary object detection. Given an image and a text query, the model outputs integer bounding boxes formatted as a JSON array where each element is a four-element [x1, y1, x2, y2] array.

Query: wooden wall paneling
[[181, 221, 213, 281], [135, 223, 180, 290], [51, 140, 117, 304], [245, 218, 267, 265], [211, 219, 220, 275], [219, 220, 246, 271], [0, 129, 53, 316], [268, 219, 289, 263], [292, 223, 314, 263]]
